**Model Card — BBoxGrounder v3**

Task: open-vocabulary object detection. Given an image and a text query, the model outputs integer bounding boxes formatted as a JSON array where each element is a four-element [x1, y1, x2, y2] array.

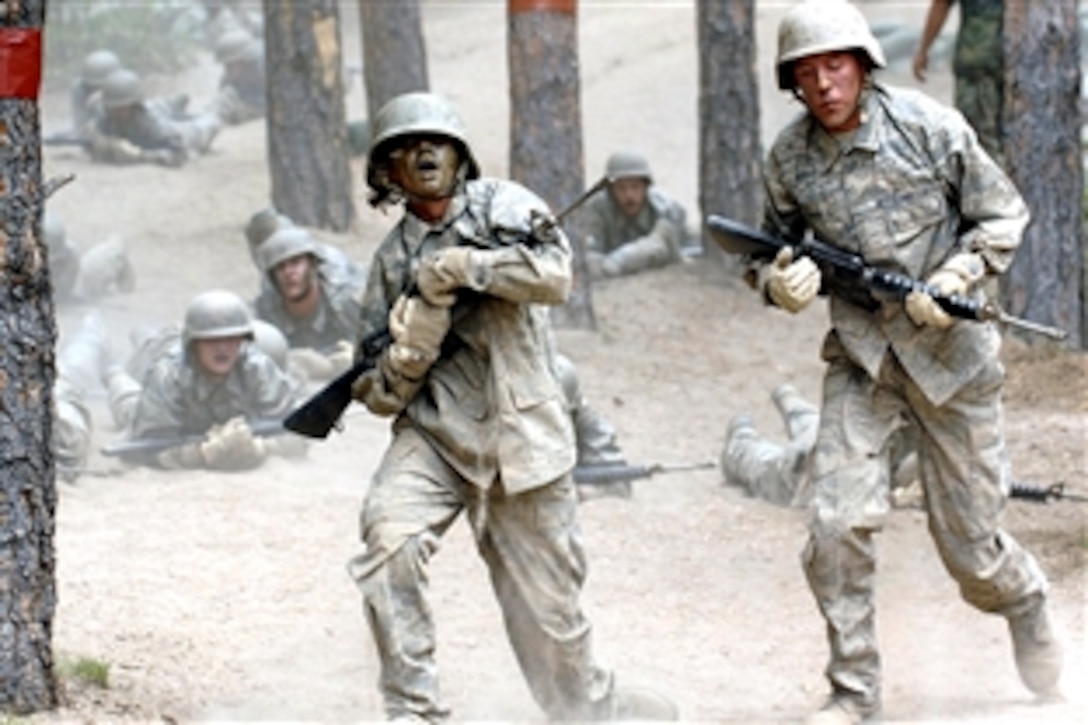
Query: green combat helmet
[[366, 92, 480, 203], [258, 227, 319, 275], [81, 49, 121, 89], [244, 207, 295, 262], [182, 290, 254, 346], [605, 150, 653, 184], [775, 0, 885, 90], [101, 68, 144, 109]]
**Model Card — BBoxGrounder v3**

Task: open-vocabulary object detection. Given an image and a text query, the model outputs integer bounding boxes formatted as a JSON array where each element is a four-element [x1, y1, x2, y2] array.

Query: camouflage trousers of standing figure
[[955, 71, 1005, 170], [347, 426, 614, 722], [804, 350, 1047, 711]]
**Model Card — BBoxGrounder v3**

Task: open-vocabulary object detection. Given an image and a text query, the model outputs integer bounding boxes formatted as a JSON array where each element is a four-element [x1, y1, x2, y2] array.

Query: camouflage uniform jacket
[[125, 344, 297, 441], [87, 103, 188, 165], [355, 178, 576, 495], [762, 84, 1027, 406], [583, 185, 687, 255], [254, 268, 364, 353], [952, 0, 1003, 78]]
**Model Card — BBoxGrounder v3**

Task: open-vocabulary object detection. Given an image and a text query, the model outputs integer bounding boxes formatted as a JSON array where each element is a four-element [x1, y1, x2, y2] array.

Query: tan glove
[[288, 347, 336, 380], [416, 247, 484, 307], [765, 247, 820, 313], [905, 253, 985, 330], [326, 339, 356, 375], [199, 416, 267, 471], [387, 295, 450, 380]]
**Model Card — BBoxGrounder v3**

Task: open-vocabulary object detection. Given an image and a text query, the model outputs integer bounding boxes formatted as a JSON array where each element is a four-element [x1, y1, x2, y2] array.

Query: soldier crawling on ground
[[66, 49, 121, 142], [251, 225, 365, 382], [584, 150, 692, 279], [207, 29, 266, 126], [44, 210, 136, 305], [84, 68, 220, 168], [101, 290, 306, 471]]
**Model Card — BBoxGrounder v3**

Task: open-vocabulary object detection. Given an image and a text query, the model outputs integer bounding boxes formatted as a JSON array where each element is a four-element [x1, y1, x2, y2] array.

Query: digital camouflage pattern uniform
[[762, 81, 1049, 712], [349, 175, 623, 721], [950, 0, 1004, 165], [584, 185, 687, 277]]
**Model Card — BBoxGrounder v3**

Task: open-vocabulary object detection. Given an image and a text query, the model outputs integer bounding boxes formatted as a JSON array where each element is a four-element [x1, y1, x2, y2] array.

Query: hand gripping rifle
[[283, 175, 612, 439], [100, 417, 287, 458], [707, 215, 1068, 341]]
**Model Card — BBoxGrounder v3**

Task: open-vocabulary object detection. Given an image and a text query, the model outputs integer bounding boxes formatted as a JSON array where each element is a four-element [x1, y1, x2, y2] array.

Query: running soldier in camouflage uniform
[[85, 69, 219, 168], [108, 290, 304, 470], [584, 150, 689, 279], [44, 211, 136, 303], [912, 0, 1005, 166], [347, 92, 676, 722], [252, 226, 363, 381], [760, 2, 1061, 722], [209, 30, 266, 126]]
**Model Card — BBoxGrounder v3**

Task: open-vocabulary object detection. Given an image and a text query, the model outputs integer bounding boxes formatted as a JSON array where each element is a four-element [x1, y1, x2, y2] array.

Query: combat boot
[[1007, 593, 1063, 698], [607, 686, 679, 721]]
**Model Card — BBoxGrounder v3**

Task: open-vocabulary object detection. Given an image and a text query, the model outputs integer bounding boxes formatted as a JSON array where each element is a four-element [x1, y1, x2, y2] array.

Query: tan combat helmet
[[215, 29, 261, 65], [101, 68, 144, 109], [182, 290, 254, 346], [258, 227, 318, 275], [366, 92, 480, 202], [605, 150, 653, 184], [776, 0, 885, 91], [81, 50, 121, 88], [244, 207, 295, 260]]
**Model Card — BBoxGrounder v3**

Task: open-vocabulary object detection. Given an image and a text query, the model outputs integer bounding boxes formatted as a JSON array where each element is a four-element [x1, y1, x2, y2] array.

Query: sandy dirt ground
[[33, 1, 1085, 722]]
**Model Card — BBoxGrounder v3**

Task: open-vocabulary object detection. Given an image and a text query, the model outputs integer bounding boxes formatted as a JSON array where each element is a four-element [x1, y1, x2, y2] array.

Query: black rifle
[[284, 175, 612, 439], [707, 215, 1068, 341], [101, 417, 287, 458], [573, 460, 716, 486], [1009, 481, 1088, 504]]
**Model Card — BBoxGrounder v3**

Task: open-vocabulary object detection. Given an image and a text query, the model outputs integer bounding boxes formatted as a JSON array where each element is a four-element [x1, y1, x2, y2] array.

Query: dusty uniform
[[253, 269, 364, 354], [69, 80, 104, 139], [584, 187, 687, 276], [211, 61, 266, 125], [762, 84, 1045, 710], [951, 0, 1004, 164], [121, 344, 298, 467], [722, 386, 919, 508], [350, 178, 615, 721], [87, 102, 217, 167]]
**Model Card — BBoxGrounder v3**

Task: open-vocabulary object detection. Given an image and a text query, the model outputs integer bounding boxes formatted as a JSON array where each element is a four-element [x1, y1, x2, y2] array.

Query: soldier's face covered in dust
[[272, 254, 316, 303], [388, 134, 461, 202], [611, 177, 650, 218], [193, 336, 246, 378], [792, 50, 864, 134]]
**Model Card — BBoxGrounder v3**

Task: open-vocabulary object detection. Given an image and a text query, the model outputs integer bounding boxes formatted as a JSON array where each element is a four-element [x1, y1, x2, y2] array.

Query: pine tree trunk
[[508, 0, 595, 330], [358, 0, 429, 122], [1002, 0, 1083, 348], [697, 0, 763, 262], [0, 0, 59, 712], [263, 0, 355, 232]]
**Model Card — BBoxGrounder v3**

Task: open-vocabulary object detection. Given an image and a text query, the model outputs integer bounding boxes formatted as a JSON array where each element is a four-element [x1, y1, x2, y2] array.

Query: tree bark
[[697, 0, 763, 262], [0, 0, 59, 712], [508, 0, 594, 330], [263, 0, 354, 232], [1002, 1, 1083, 348], [358, 0, 429, 122]]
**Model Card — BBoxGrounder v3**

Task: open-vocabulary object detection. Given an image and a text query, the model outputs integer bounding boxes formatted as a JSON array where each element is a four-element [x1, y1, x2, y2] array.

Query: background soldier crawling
[[345, 91, 677, 722]]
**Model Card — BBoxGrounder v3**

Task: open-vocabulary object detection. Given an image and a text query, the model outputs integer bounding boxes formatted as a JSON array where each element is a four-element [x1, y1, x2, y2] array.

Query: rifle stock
[[707, 215, 1067, 340]]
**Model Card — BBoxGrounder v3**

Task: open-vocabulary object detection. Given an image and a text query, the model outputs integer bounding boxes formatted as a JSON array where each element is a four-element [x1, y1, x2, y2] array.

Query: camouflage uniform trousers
[[955, 71, 1004, 169], [803, 350, 1048, 709], [348, 426, 612, 722]]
